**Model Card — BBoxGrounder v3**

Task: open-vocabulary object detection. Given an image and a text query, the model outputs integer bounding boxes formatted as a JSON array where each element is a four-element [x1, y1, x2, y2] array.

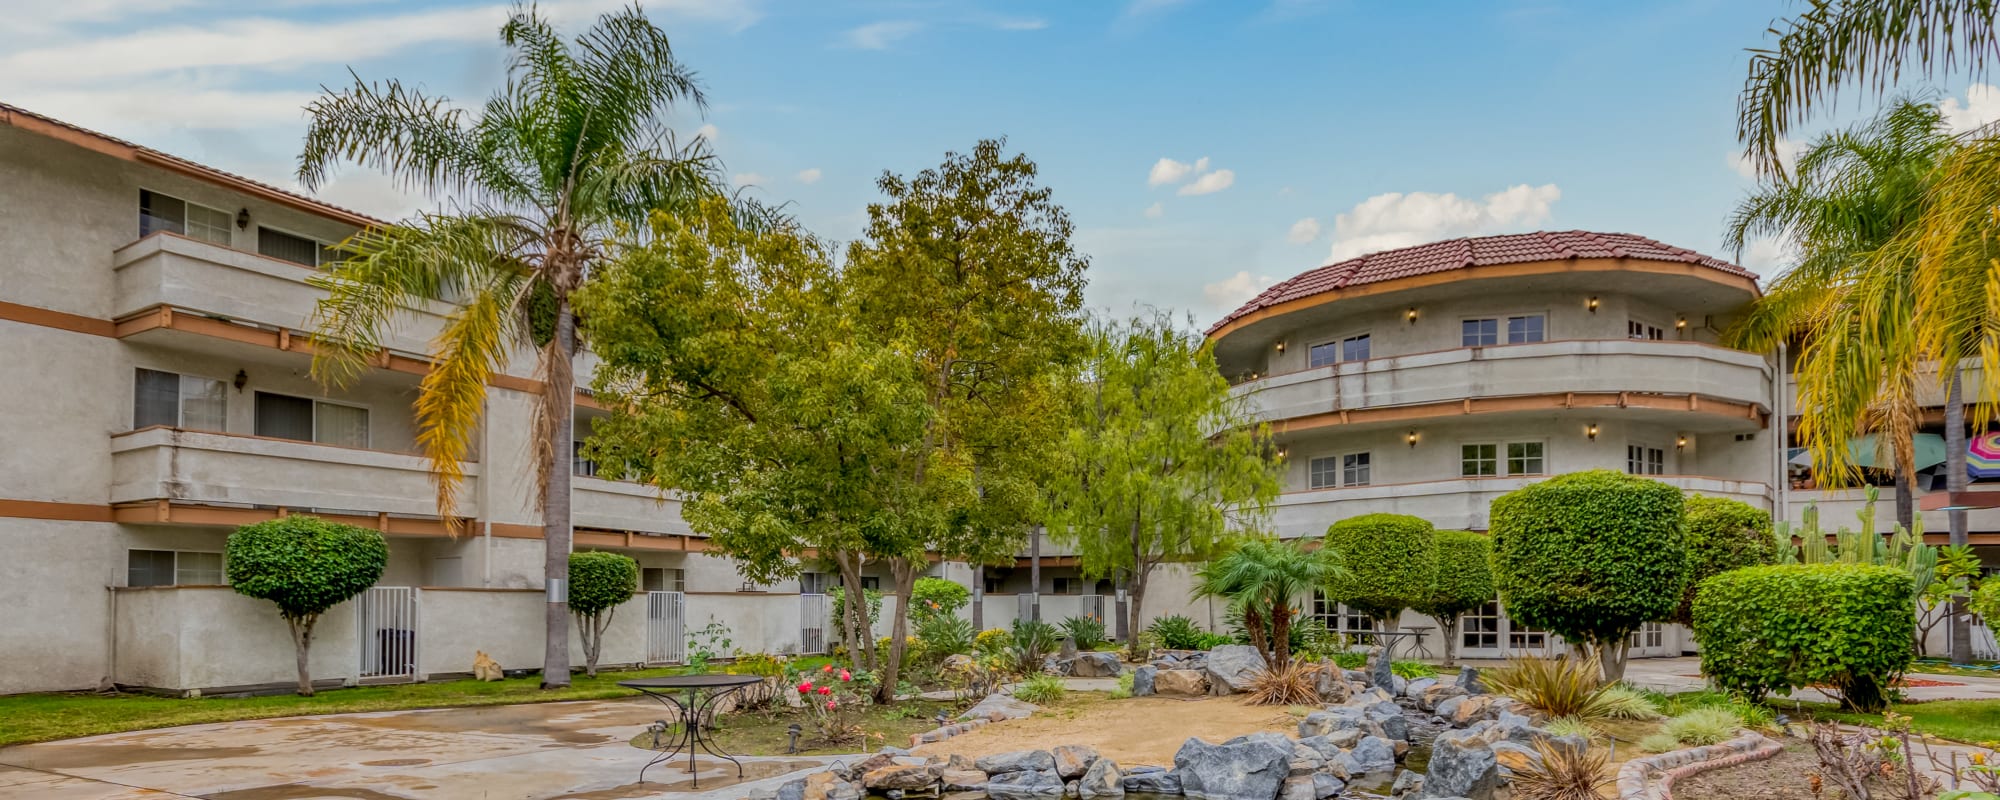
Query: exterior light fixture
[[1587, 296, 1600, 313], [1675, 315, 1687, 329], [1586, 424, 1599, 440], [1407, 430, 1419, 448], [233, 369, 248, 391], [1275, 341, 1286, 354], [236, 208, 251, 230], [1406, 307, 1419, 323], [1676, 435, 1689, 451], [1275, 445, 1289, 460]]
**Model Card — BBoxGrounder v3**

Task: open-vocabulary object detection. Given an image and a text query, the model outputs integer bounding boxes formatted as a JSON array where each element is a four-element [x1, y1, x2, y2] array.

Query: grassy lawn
[[1780, 698, 2000, 746], [0, 661, 826, 749]]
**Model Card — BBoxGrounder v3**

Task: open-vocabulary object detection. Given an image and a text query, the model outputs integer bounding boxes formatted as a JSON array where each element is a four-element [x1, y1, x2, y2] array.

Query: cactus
[[1774, 485, 1938, 597]]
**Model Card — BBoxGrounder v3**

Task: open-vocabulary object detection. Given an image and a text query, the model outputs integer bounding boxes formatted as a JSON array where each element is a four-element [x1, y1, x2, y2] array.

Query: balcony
[[110, 427, 474, 519], [1233, 339, 1772, 429], [1269, 474, 1773, 535], [1789, 487, 2000, 542], [573, 476, 693, 537]]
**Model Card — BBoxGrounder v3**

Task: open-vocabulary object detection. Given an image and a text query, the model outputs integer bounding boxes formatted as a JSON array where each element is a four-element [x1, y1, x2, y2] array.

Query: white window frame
[[138, 188, 233, 246], [1461, 312, 1549, 347], [128, 548, 226, 587], [1464, 440, 1545, 477], [134, 367, 228, 431], [1504, 440, 1546, 476], [644, 567, 687, 593], [255, 391, 372, 448], [255, 223, 338, 268], [1626, 443, 1667, 475], [1342, 451, 1371, 487], [1307, 330, 1372, 369], [1308, 451, 1370, 489]]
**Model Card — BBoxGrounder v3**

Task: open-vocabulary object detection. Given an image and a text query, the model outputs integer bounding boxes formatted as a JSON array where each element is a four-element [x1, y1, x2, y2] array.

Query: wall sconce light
[[1275, 445, 1289, 460], [235, 208, 251, 230], [1586, 423, 1599, 440], [1587, 296, 1600, 313], [1676, 434, 1689, 451], [1406, 430, 1420, 448], [1675, 315, 1687, 330], [1406, 307, 1419, 323], [1275, 341, 1286, 354], [233, 369, 248, 391]]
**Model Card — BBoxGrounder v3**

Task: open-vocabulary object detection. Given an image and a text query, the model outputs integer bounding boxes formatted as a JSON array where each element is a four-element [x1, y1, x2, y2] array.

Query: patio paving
[[0, 698, 838, 800]]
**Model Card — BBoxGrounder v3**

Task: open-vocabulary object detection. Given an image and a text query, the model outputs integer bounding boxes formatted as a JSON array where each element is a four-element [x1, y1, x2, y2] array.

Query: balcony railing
[[573, 476, 691, 537], [110, 427, 473, 518], [1268, 474, 1772, 535]]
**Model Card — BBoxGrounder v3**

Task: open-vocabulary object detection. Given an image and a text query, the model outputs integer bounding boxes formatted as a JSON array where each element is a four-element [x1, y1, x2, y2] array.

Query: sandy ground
[[910, 696, 1302, 768]]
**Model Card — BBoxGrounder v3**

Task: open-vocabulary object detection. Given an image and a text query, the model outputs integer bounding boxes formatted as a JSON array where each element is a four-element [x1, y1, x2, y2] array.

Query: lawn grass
[[0, 660, 828, 749], [1779, 697, 2000, 746]]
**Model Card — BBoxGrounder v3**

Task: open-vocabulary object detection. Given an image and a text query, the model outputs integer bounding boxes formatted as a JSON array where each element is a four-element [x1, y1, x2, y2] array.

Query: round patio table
[[620, 674, 765, 787]]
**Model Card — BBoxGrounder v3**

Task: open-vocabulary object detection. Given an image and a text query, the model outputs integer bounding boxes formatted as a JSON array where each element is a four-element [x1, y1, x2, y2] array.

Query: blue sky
[[8, 0, 1998, 323]]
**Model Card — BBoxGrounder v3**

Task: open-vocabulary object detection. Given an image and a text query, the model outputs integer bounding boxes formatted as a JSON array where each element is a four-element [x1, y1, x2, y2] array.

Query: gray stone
[[1370, 652, 1395, 690], [1341, 735, 1397, 776], [1156, 669, 1210, 697], [1297, 708, 1364, 738], [1069, 652, 1122, 678], [1389, 769, 1423, 799], [1280, 775, 1315, 800], [1362, 699, 1403, 722], [1054, 744, 1100, 779], [1488, 741, 1543, 776], [942, 769, 989, 791], [1171, 736, 1292, 800], [1066, 779, 1080, 798], [1421, 733, 1501, 800], [1420, 683, 1467, 712], [1079, 757, 1124, 799], [962, 693, 1042, 722], [1322, 729, 1365, 750], [1390, 675, 1408, 697], [1289, 743, 1326, 775], [1403, 677, 1438, 699], [987, 769, 1066, 799], [1311, 666, 1348, 702], [864, 764, 943, 791], [777, 778, 807, 800], [1223, 732, 1296, 751], [1293, 735, 1341, 762], [1455, 665, 1485, 694], [1342, 669, 1369, 684], [1433, 695, 1466, 723], [746, 790, 777, 800], [1122, 769, 1181, 794], [1203, 645, 1267, 695], [978, 750, 1058, 775], [880, 745, 913, 756], [1132, 665, 1157, 697], [1494, 710, 1534, 731], [1311, 773, 1346, 799], [1377, 712, 1410, 742]]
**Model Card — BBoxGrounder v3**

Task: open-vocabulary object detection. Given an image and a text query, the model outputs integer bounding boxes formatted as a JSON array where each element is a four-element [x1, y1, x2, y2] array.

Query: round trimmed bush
[[912, 576, 970, 621], [1489, 470, 1687, 677], [1323, 513, 1437, 626], [568, 551, 640, 617], [1673, 495, 1776, 625], [227, 515, 388, 695], [1413, 530, 1494, 665], [1691, 563, 1913, 712]]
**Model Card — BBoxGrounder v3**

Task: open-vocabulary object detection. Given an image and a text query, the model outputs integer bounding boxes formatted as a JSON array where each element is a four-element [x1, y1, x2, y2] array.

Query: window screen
[[176, 552, 224, 585], [258, 227, 319, 266], [134, 368, 181, 428], [128, 549, 177, 587], [254, 392, 316, 442], [314, 402, 369, 448]]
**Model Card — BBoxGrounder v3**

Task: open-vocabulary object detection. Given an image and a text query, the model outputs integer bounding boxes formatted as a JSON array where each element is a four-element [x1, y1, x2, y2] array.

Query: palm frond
[[415, 266, 531, 530], [298, 70, 524, 202]]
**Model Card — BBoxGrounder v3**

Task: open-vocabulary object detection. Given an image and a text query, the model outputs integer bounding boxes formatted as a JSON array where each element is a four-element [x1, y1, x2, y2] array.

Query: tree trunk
[[577, 608, 614, 678], [1244, 607, 1272, 668], [1597, 636, 1631, 682], [875, 559, 919, 704], [1270, 602, 1292, 671], [834, 553, 875, 671], [1439, 616, 1460, 668], [1029, 524, 1042, 623], [1894, 471, 1915, 532], [1126, 561, 1151, 660], [1945, 367, 1972, 664], [541, 300, 576, 689], [288, 613, 318, 697]]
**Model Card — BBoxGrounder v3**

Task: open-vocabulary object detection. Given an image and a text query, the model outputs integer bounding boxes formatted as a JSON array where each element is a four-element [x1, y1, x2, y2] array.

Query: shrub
[[227, 515, 388, 696], [975, 627, 1011, 655], [1637, 732, 1683, 753], [1292, 615, 1342, 660], [1482, 655, 1619, 720], [1322, 513, 1437, 626], [1509, 738, 1612, 800], [1673, 495, 1776, 625], [1594, 684, 1663, 720], [1542, 716, 1598, 741], [830, 588, 883, 647], [1662, 706, 1742, 746], [1391, 660, 1438, 679], [917, 614, 975, 659], [1193, 632, 1234, 650], [1691, 563, 1913, 712], [1415, 530, 1494, 666], [1014, 672, 1066, 704], [1246, 661, 1321, 706], [1060, 614, 1109, 650], [876, 636, 925, 669], [568, 551, 639, 677], [912, 577, 970, 622], [1331, 651, 1368, 669], [1491, 470, 1688, 680], [1009, 619, 1060, 673], [1147, 615, 1209, 650], [1112, 670, 1135, 699]]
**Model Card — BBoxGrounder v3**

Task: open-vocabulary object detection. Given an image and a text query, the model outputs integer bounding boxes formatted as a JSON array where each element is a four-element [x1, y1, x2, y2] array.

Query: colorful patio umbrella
[[1968, 432, 2000, 479], [1786, 433, 1948, 470]]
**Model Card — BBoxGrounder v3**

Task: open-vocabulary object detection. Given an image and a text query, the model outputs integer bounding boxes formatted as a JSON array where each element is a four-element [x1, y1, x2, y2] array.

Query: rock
[[1311, 773, 1346, 799], [1171, 735, 1292, 800], [1361, 699, 1403, 722], [1298, 708, 1363, 738], [942, 770, 989, 791], [1449, 695, 1493, 727], [865, 764, 943, 790], [1311, 666, 1349, 702], [1122, 768, 1181, 794], [880, 745, 913, 756], [1370, 652, 1395, 690], [1488, 741, 1543, 776], [987, 769, 1066, 799], [1422, 733, 1501, 800], [1494, 710, 1534, 731], [942, 653, 975, 672], [1377, 713, 1410, 741], [1455, 665, 1486, 694], [1390, 675, 1408, 697], [1280, 775, 1315, 800], [1433, 695, 1466, 724], [838, 754, 896, 782], [1342, 669, 1369, 684], [1288, 743, 1326, 775], [802, 773, 862, 800], [1420, 683, 1467, 712], [979, 750, 1058, 775], [1133, 665, 1157, 697], [746, 790, 777, 800], [1404, 677, 1437, 699], [1341, 736, 1397, 776], [1223, 732, 1296, 751], [1392, 739, 1410, 758], [1389, 769, 1423, 799], [962, 694, 1042, 722], [777, 778, 806, 800], [1069, 652, 1122, 678], [1053, 745, 1100, 779], [1066, 779, 1080, 798], [1079, 757, 1124, 799], [1156, 669, 1210, 697], [1203, 645, 1266, 695]]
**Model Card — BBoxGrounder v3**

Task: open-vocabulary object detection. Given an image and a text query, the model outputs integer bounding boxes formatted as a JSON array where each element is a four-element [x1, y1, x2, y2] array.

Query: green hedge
[[1323, 513, 1437, 624], [1415, 530, 1494, 623], [1691, 563, 1913, 712], [1490, 470, 1687, 650], [1674, 495, 1776, 625], [227, 515, 388, 621]]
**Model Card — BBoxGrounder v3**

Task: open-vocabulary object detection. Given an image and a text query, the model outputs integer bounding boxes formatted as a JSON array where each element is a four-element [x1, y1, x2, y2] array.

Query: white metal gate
[[647, 591, 686, 663], [800, 593, 829, 653], [1017, 593, 1036, 623], [357, 586, 418, 680], [1079, 594, 1107, 625]]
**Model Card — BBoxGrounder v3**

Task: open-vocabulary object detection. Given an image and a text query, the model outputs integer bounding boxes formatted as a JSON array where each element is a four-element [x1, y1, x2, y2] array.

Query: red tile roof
[[1208, 231, 1756, 334]]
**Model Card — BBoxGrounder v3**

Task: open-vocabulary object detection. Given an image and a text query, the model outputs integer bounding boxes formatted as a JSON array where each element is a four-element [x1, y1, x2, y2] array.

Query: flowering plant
[[785, 662, 872, 744]]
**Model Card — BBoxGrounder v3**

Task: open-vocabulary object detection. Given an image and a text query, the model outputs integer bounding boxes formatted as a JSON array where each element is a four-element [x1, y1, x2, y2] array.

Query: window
[[1309, 453, 1369, 489], [1052, 577, 1082, 595], [984, 576, 1005, 594], [1629, 621, 1664, 650], [1628, 320, 1664, 341], [1462, 315, 1546, 346], [1506, 314, 1545, 343], [1461, 318, 1498, 347], [1307, 334, 1370, 368], [573, 441, 599, 478], [258, 227, 323, 267], [1311, 590, 1376, 638], [138, 190, 232, 246], [127, 549, 223, 587], [1342, 334, 1370, 362], [1626, 445, 1665, 475], [1343, 452, 1371, 486], [254, 391, 369, 447], [1506, 442, 1544, 475], [1308, 342, 1340, 368], [860, 576, 880, 591], [1461, 443, 1498, 476], [1309, 456, 1340, 489], [1461, 601, 1501, 650], [134, 368, 226, 431], [643, 567, 687, 593]]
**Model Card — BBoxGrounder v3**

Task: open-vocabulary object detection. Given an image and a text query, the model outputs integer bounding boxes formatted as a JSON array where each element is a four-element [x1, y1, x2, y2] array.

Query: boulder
[[1420, 683, 1467, 712], [1488, 741, 1543, 776], [1340, 735, 1397, 776], [1203, 645, 1266, 695], [1156, 669, 1210, 697], [1053, 745, 1100, 779], [962, 694, 1042, 722], [1132, 665, 1157, 697], [802, 772, 863, 800], [942, 769, 989, 791], [864, 764, 942, 790], [1403, 677, 1438, 700], [1069, 652, 1122, 678], [979, 750, 1058, 775], [1280, 775, 1315, 800], [777, 778, 806, 800], [1311, 773, 1346, 799], [1455, 665, 1486, 694], [1078, 757, 1124, 799], [1377, 713, 1410, 742], [1449, 695, 1493, 727], [1390, 675, 1408, 697], [1122, 767, 1181, 794], [988, 769, 1066, 799], [1311, 666, 1349, 702], [1433, 696, 1466, 724], [1361, 699, 1404, 723], [1297, 708, 1363, 738], [942, 654, 975, 672], [1422, 732, 1501, 800], [1369, 651, 1394, 690], [837, 754, 895, 782], [1288, 743, 1326, 775], [1389, 769, 1423, 799], [1171, 736, 1292, 800]]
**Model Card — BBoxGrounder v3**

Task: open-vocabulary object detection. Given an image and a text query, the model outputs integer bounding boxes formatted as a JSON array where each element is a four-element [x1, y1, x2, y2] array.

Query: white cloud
[[1941, 84, 2000, 133], [795, 167, 822, 184], [843, 20, 922, 49], [1148, 157, 1195, 186], [1178, 169, 1235, 196], [1326, 183, 1562, 261], [1287, 217, 1321, 244], [732, 172, 769, 186], [994, 17, 1049, 30], [1727, 137, 1804, 179], [1203, 270, 1276, 312], [694, 123, 720, 142], [1738, 236, 1795, 276], [1144, 202, 1164, 218]]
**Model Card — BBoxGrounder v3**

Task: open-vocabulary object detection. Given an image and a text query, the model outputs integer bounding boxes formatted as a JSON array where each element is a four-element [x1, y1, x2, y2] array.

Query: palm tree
[[297, 5, 746, 688], [1193, 537, 1345, 671], [1724, 99, 1956, 528]]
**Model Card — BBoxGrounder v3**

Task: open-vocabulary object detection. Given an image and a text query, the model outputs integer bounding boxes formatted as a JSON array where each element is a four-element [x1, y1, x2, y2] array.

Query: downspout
[[1775, 342, 1787, 523]]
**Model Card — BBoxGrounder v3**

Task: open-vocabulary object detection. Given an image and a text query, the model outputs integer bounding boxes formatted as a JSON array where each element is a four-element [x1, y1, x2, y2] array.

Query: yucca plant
[[1009, 619, 1060, 674], [1245, 661, 1322, 706], [1481, 655, 1619, 720], [1508, 739, 1612, 800], [1060, 614, 1109, 650]]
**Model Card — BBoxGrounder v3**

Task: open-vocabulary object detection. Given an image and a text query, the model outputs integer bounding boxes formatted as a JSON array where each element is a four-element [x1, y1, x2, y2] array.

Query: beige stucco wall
[[113, 586, 360, 691]]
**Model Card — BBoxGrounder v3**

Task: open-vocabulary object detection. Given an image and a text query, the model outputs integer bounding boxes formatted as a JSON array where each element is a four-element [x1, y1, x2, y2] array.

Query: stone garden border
[[910, 717, 990, 747], [1615, 732, 1783, 800]]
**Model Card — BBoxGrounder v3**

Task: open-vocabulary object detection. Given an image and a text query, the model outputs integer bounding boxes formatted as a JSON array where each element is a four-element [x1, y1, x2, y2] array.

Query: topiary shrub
[[568, 551, 639, 677], [1490, 470, 1688, 681], [227, 515, 388, 696], [911, 576, 970, 623], [1673, 495, 1776, 625], [1414, 529, 1494, 666], [1690, 563, 1913, 712], [1323, 513, 1436, 629]]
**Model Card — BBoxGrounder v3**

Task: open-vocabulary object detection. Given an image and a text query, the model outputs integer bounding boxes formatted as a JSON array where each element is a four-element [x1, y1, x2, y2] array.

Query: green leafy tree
[[1673, 496, 1776, 626], [1192, 537, 1346, 671], [911, 577, 970, 624], [1322, 513, 1437, 630], [227, 516, 388, 696], [1043, 310, 1281, 658], [1692, 563, 1913, 712], [1414, 530, 1494, 667], [1918, 545, 1982, 656], [296, 6, 755, 689], [1490, 470, 1688, 681], [568, 551, 639, 677]]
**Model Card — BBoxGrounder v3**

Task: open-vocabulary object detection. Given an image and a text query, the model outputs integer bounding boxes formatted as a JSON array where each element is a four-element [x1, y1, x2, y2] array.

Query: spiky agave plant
[[1245, 661, 1321, 706], [1481, 655, 1619, 720], [1508, 739, 1612, 800]]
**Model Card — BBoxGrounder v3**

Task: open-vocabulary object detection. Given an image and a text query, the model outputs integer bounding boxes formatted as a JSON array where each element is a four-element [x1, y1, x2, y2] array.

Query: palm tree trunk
[[1945, 367, 1972, 663], [542, 301, 576, 689], [1894, 471, 1915, 532], [1271, 602, 1292, 671]]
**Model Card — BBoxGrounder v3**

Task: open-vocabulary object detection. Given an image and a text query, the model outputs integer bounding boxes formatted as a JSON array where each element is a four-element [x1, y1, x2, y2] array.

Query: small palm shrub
[[1595, 684, 1664, 720], [1509, 739, 1612, 800], [1482, 655, 1618, 719], [1010, 619, 1061, 673], [1391, 660, 1438, 679], [1061, 614, 1109, 650], [1014, 672, 1066, 704], [1147, 615, 1209, 650], [918, 614, 975, 659], [1662, 706, 1743, 746], [1246, 661, 1322, 706]]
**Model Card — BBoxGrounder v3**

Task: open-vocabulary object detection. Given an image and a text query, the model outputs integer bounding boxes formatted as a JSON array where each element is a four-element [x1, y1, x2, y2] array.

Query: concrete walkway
[[0, 698, 844, 800]]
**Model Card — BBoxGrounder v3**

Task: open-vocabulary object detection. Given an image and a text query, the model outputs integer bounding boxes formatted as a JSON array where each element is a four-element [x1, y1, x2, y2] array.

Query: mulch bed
[[1670, 745, 1917, 800]]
